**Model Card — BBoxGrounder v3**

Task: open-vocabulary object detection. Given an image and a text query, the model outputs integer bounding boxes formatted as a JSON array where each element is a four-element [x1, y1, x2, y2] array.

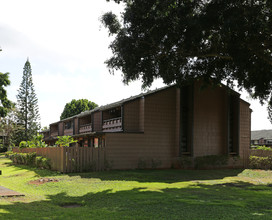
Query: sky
[[0, 0, 271, 131]]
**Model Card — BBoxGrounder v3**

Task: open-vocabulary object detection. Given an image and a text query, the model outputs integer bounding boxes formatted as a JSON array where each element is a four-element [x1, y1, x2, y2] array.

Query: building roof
[[50, 84, 175, 125], [49, 81, 249, 126], [251, 130, 272, 140]]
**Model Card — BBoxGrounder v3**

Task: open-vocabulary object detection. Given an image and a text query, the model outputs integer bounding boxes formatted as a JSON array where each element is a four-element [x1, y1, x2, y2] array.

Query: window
[[228, 94, 239, 154], [94, 138, 99, 148], [65, 121, 73, 130], [180, 86, 193, 155]]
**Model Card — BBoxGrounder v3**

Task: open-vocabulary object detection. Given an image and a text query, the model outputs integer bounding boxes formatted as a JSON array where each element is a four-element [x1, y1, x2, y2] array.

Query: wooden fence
[[13, 146, 106, 173]]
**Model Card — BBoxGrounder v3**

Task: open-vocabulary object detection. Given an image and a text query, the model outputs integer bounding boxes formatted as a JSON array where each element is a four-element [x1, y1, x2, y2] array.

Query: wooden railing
[[79, 123, 92, 133], [64, 128, 73, 136], [102, 117, 122, 132]]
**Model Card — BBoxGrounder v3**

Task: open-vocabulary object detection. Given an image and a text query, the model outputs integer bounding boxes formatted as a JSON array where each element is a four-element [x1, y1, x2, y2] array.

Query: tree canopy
[[0, 72, 13, 117], [102, 0, 272, 102], [60, 99, 98, 120], [16, 59, 40, 143]]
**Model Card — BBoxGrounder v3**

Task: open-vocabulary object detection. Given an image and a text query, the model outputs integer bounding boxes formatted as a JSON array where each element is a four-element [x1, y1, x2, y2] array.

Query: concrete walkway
[[0, 186, 24, 197]]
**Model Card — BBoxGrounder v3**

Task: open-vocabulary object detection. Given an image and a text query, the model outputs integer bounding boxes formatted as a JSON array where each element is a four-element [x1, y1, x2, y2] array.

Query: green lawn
[[1, 155, 272, 219]]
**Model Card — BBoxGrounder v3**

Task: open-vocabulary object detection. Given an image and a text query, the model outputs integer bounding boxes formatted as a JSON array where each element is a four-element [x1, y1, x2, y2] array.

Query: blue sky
[[0, 0, 271, 130]]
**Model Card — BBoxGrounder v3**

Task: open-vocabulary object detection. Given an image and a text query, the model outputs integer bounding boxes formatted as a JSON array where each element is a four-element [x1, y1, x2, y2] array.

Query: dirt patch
[[29, 178, 59, 185], [60, 203, 82, 208]]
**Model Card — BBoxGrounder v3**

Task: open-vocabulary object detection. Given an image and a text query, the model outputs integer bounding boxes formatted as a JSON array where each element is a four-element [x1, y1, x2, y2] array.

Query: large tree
[[16, 59, 40, 143], [0, 108, 23, 149], [0, 72, 13, 117], [0, 48, 13, 117], [60, 99, 98, 120], [102, 1, 272, 106]]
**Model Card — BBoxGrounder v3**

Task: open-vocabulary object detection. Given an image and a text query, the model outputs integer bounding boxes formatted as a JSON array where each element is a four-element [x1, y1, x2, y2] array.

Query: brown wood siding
[[175, 88, 180, 157], [58, 122, 64, 136], [93, 111, 102, 132], [74, 118, 79, 134], [239, 100, 251, 160], [193, 83, 228, 157], [105, 87, 177, 169], [124, 99, 141, 132], [139, 97, 145, 132]]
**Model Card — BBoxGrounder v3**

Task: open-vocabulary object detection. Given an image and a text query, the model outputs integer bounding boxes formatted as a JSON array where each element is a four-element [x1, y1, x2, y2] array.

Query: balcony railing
[[64, 128, 73, 136], [50, 131, 58, 137], [102, 117, 122, 132], [79, 123, 92, 133]]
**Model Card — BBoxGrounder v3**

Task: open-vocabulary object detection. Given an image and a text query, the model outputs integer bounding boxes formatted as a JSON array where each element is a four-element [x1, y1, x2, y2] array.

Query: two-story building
[[42, 81, 251, 169]]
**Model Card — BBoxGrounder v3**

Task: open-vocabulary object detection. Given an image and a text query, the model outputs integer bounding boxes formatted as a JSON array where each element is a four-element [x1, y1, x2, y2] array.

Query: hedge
[[5, 151, 51, 170]]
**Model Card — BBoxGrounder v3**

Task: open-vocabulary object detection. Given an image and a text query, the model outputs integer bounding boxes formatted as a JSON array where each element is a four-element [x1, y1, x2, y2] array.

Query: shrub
[[151, 158, 162, 169], [6, 152, 51, 169], [5, 151, 13, 158], [249, 155, 272, 170], [36, 156, 51, 169], [253, 146, 272, 151], [137, 158, 147, 169], [19, 141, 28, 150], [176, 156, 194, 169], [194, 155, 228, 169]]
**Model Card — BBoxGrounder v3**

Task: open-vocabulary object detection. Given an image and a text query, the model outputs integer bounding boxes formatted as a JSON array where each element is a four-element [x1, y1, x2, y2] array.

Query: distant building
[[251, 130, 272, 146]]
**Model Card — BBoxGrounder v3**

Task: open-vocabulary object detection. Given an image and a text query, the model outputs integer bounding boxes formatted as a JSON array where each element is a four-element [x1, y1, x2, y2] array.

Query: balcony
[[79, 123, 92, 133], [64, 128, 73, 136], [103, 117, 122, 132]]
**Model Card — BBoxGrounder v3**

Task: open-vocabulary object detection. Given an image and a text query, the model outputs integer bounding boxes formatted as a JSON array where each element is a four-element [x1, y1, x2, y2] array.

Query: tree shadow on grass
[[68, 169, 244, 183], [0, 181, 271, 220], [1, 160, 61, 178], [1, 156, 245, 183]]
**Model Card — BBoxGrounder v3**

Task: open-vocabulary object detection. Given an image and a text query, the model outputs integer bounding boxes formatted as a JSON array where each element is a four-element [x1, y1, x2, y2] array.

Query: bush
[[253, 146, 272, 151], [249, 155, 272, 170], [5, 152, 51, 170], [176, 156, 194, 169], [35, 156, 51, 169], [194, 155, 229, 169], [19, 141, 28, 150]]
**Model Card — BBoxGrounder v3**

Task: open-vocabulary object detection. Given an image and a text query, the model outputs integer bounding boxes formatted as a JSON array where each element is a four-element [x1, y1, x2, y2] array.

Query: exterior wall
[[105, 87, 177, 169], [139, 97, 145, 132], [58, 122, 64, 136], [124, 99, 141, 132], [239, 100, 251, 160], [175, 88, 180, 158], [74, 118, 79, 134], [50, 124, 58, 137], [93, 111, 102, 132], [193, 83, 228, 157]]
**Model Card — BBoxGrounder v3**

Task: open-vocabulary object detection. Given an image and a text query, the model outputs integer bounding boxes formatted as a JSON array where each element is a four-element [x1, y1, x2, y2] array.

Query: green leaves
[[0, 72, 13, 117], [60, 99, 98, 120], [103, 0, 272, 102], [56, 136, 77, 147], [15, 59, 40, 143]]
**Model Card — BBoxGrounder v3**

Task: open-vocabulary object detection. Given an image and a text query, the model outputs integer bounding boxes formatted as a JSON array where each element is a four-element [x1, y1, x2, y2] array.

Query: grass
[[1, 154, 272, 219]]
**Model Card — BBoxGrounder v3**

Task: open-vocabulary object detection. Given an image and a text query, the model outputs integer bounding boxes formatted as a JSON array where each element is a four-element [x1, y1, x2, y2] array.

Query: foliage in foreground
[[1, 155, 272, 219]]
